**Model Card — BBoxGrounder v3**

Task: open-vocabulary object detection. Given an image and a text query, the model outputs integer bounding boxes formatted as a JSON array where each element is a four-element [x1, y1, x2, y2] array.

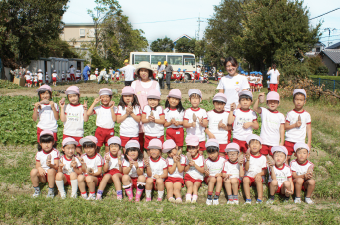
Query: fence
[[311, 78, 340, 92]]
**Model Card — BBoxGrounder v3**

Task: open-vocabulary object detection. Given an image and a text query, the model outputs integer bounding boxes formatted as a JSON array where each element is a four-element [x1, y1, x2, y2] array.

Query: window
[[151, 55, 166, 65], [79, 29, 85, 38], [134, 55, 150, 64], [168, 55, 182, 65], [88, 28, 95, 38]]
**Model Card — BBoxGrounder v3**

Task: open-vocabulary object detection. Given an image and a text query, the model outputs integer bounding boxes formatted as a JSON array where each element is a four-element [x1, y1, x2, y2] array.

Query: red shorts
[[116, 78, 119, 81], [132, 177, 138, 189], [95, 127, 115, 147], [199, 141, 206, 151], [64, 174, 72, 186], [184, 174, 202, 185], [218, 78, 221, 81], [195, 74, 200, 80], [120, 136, 139, 147], [62, 134, 82, 147], [144, 135, 164, 149], [26, 80, 32, 84], [139, 133, 144, 150], [258, 84, 263, 87], [67, 78, 71, 81], [260, 144, 273, 156], [244, 176, 264, 187], [166, 128, 184, 147], [34, 81, 37, 84], [284, 141, 295, 156], [104, 169, 122, 176], [268, 182, 284, 194], [150, 178, 164, 190], [85, 174, 103, 186], [219, 144, 228, 153], [39, 80, 43, 83], [37, 127, 58, 142], [270, 84, 278, 92], [233, 139, 248, 153], [62, 78, 65, 81], [52, 78, 57, 82], [165, 177, 184, 187], [250, 83, 255, 87], [76, 77, 81, 80]]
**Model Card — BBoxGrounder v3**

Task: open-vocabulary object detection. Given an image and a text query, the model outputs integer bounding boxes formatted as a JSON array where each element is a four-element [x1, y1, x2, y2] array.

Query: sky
[[63, 0, 340, 47]]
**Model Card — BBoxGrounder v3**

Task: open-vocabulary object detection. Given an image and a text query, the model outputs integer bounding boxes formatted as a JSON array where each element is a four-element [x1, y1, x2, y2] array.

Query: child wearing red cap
[[87, 88, 117, 153]]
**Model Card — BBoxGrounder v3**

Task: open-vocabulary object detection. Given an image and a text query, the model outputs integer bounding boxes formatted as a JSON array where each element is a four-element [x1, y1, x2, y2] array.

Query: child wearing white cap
[[25, 71, 32, 87], [183, 89, 208, 155], [87, 88, 117, 153], [290, 142, 315, 204], [243, 134, 267, 204], [61, 71, 65, 82], [284, 89, 311, 163], [228, 90, 258, 153], [33, 73, 38, 87], [75, 70, 81, 82], [122, 140, 146, 202], [52, 70, 58, 86], [60, 86, 89, 155], [37, 69, 43, 86], [205, 93, 231, 158], [267, 146, 293, 204], [204, 139, 225, 206]]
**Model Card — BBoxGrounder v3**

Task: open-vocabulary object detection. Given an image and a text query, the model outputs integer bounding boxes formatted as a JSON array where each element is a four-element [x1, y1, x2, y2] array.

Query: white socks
[[56, 180, 78, 198], [71, 179, 78, 197], [56, 180, 65, 196], [145, 190, 152, 198], [158, 191, 164, 199]]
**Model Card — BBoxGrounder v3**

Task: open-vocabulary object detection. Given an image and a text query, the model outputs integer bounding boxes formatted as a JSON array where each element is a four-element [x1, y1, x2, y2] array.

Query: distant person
[[196, 65, 201, 81], [98, 68, 108, 84], [267, 64, 280, 92], [164, 61, 173, 90], [156, 61, 165, 89], [69, 65, 76, 81], [119, 59, 135, 86], [82, 64, 91, 82]]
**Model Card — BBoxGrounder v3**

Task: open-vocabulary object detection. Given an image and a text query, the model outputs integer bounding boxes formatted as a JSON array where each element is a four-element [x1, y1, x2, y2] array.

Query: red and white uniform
[[207, 110, 229, 149], [82, 153, 104, 175], [184, 108, 207, 142], [95, 70, 99, 77], [176, 73, 181, 80], [165, 108, 184, 146], [196, 67, 201, 80], [290, 160, 314, 176], [222, 160, 241, 179], [122, 159, 144, 178], [35, 103, 59, 133], [185, 154, 204, 181], [147, 157, 168, 179], [116, 72, 120, 80], [285, 110, 311, 143], [249, 75, 256, 86], [217, 72, 223, 80], [38, 73, 43, 82], [35, 148, 60, 172], [103, 152, 124, 174], [60, 155, 81, 175], [244, 154, 267, 178], [117, 105, 141, 138], [166, 155, 188, 178], [61, 73, 65, 80], [232, 109, 257, 141], [52, 73, 57, 82], [268, 164, 292, 186], [63, 104, 85, 137], [25, 74, 32, 83], [204, 156, 225, 177], [143, 105, 164, 138], [33, 75, 38, 83], [66, 72, 70, 81], [94, 106, 116, 129], [191, 73, 195, 80]]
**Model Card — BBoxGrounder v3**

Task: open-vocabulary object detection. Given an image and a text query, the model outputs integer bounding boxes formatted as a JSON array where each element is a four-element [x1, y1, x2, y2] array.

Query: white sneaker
[[186, 198, 191, 203], [234, 200, 239, 205], [244, 201, 252, 205], [294, 198, 301, 204], [46, 190, 54, 199], [213, 199, 219, 205], [81, 194, 88, 199], [191, 199, 197, 203], [256, 200, 263, 204], [71, 193, 77, 199], [266, 199, 274, 205], [32, 191, 40, 198], [227, 200, 234, 205], [60, 192, 67, 199], [305, 198, 314, 204], [206, 199, 213, 206], [87, 194, 96, 200]]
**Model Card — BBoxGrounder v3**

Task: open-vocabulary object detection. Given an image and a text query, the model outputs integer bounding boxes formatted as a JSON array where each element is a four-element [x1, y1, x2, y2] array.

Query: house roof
[[64, 23, 95, 27], [326, 41, 340, 49], [321, 49, 340, 64], [173, 34, 192, 43]]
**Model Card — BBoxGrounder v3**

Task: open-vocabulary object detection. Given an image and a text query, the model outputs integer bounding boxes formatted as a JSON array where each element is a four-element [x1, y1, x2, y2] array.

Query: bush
[[316, 66, 329, 75]]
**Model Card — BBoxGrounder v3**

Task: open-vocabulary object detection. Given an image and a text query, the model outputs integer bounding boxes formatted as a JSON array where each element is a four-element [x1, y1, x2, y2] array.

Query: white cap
[[107, 136, 121, 146], [213, 93, 227, 103], [205, 139, 219, 148], [294, 142, 310, 153], [293, 89, 307, 98], [238, 90, 253, 99], [99, 88, 112, 96], [125, 140, 140, 149], [246, 134, 262, 145], [188, 89, 202, 98], [271, 146, 288, 156]]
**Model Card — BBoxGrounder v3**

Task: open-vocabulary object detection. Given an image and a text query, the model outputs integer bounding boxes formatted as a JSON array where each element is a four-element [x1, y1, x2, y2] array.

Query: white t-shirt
[[217, 72, 223, 78], [95, 70, 98, 75], [268, 164, 292, 186], [244, 154, 267, 178], [93, 105, 117, 129], [204, 156, 225, 177], [35, 103, 59, 133], [249, 75, 256, 84], [70, 67, 75, 74], [222, 160, 241, 179], [66, 73, 70, 78], [184, 108, 207, 142], [63, 104, 85, 137], [259, 108, 285, 146], [285, 110, 311, 143], [82, 153, 104, 175], [117, 105, 141, 137], [232, 109, 258, 141], [34, 76, 38, 82], [25, 75, 31, 81], [207, 110, 229, 144], [268, 69, 280, 84], [122, 159, 144, 178], [38, 73, 43, 80], [52, 73, 57, 78], [167, 155, 188, 178], [61, 74, 65, 79], [143, 105, 164, 137], [119, 65, 136, 81], [164, 108, 184, 129], [290, 160, 314, 176], [60, 155, 81, 175], [76, 72, 81, 78], [197, 67, 201, 74], [186, 154, 204, 180], [104, 152, 124, 171], [216, 74, 250, 111], [148, 156, 168, 179], [131, 80, 160, 93], [35, 148, 60, 172]]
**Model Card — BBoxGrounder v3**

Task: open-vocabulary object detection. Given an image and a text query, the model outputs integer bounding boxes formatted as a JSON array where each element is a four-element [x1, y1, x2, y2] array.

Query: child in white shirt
[[37, 69, 43, 87], [52, 70, 58, 86], [33, 73, 38, 87], [61, 71, 65, 82]]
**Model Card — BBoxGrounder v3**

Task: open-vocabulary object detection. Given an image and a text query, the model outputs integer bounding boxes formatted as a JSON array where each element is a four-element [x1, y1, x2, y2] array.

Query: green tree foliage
[[0, 0, 69, 67], [175, 38, 196, 53], [306, 56, 328, 75], [150, 37, 174, 52]]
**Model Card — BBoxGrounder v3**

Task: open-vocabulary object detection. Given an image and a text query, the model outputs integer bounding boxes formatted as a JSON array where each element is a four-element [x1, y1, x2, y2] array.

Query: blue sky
[[63, 0, 340, 46]]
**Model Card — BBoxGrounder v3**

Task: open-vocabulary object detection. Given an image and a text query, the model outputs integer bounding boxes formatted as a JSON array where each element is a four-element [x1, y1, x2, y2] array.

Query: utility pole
[[324, 28, 336, 47], [197, 13, 204, 40]]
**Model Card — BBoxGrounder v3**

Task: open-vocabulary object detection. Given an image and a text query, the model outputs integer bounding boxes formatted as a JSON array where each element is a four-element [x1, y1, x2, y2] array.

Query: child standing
[[205, 93, 231, 158], [30, 130, 60, 198], [243, 134, 267, 204], [290, 142, 315, 204], [87, 88, 117, 153], [77, 136, 104, 200], [217, 70, 223, 81], [253, 92, 285, 156], [75, 70, 81, 82], [183, 89, 208, 155], [285, 89, 312, 163], [164, 89, 185, 150], [267, 146, 294, 204], [45, 72, 49, 84], [122, 140, 146, 202], [228, 90, 258, 153], [116, 86, 141, 152], [163, 140, 187, 203], [52, 70, 58, 86], [97, 137, 123, 200], [60, 86, 89, 155], [33, 73, 38, 87], [141, 89, 165, 149], [37, 69, 43, 87], [223, 143, 244, 205], [25, 71, 32, 87], [66, 70, 71, 83], [115, 70, 120, 82], [249, 73, 256, 92], [95, 68, 99, 78], [55, 138, 82, 199], [61, 71, 65, 82], [184, 135, 204, 203], [204, 139, 225, 205], [145, 139, 168, 202], [32, 85, 59, 143]]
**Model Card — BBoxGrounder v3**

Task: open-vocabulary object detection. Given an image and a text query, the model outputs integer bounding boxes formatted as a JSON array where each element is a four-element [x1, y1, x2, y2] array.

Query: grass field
[[0, 82, 340, 224], [309, 75, 340, 81]]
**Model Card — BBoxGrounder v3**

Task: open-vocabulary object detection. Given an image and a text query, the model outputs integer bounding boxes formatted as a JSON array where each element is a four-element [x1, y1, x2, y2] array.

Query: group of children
[[25, 69, 83, 87], [30, 84, 315, 205]]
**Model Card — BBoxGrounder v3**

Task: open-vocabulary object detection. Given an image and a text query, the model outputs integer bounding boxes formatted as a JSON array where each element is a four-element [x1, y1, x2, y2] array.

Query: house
[[173, 34, 192, 46], [326, 41, 340, 50], [320, 49, 340, 76], [305, 42, 326, 56]]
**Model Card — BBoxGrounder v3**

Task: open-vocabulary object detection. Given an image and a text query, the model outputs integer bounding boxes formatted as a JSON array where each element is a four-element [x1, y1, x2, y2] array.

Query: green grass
[[309, 75, 340, 81]]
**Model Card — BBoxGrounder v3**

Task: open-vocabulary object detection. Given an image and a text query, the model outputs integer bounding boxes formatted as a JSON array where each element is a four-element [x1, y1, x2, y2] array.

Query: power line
[[309, 8, 340, 20]]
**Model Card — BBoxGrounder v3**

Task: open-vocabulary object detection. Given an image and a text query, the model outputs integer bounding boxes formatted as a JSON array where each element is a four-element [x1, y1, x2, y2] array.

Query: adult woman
[[131, 61, 161, 149], [216, 56, 250, 111], [267, 64, 280, 92]]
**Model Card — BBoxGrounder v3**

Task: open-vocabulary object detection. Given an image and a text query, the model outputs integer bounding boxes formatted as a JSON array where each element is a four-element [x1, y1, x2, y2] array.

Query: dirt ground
[[0, 80, 220, 100]]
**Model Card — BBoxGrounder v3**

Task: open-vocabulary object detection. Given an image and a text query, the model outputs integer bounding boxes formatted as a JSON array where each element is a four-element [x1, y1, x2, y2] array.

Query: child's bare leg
[[104, 146, 109, 153], [224, 179, 232, 196], [304, 179, 315, 198], [207, 177, 216, 193], [30, 169, 40, 187], [122, 175, 131, 186], [77, 175, 86, 194], [145, 178, 153, 190], [269, 180, 278, 196], [86, 176, 98, 194], [98, 174, 111, 191], [287, 155, 292, 164], [165, 182, 174, 199], [215, 177, 223, 193], [173, 182, 182, 199], [193, 182, 201, 195], [243, 177, 251, 199], [185, 181, 193, 195], [112, 173, 122, 191], [199, 150, 204, 156], [231, 178, 239, 196], [255, 176, 263, 200], [281, 181, 292, 197], [122, 147, 126, 154], [156, 178, 164, 191], [47, 169, 56, 188], [293, 178, 304, 197]]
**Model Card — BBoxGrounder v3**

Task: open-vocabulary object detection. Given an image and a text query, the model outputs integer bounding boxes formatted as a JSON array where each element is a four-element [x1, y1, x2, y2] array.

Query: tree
[[150, 37, 174, 52], [0, 0, 69, 67], [175, 38, 196, 53]]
